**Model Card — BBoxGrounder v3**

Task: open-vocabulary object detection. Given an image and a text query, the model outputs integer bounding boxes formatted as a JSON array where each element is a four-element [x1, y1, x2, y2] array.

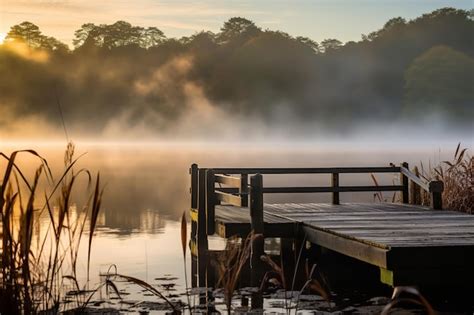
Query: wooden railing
[[189, 163, 444, 236]]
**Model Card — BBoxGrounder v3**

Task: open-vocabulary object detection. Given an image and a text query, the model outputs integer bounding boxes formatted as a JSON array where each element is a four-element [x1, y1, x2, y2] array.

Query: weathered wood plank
[[215, 190, 242, 207], [302, 225, 390, 268], [215, 174, 241, 187], [212, 166, 400, 174], [262, 185, 403, 193], [213, 201, 474, 272]]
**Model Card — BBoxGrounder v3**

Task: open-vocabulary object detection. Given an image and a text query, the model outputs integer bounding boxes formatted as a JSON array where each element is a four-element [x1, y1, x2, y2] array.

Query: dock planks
[[191, 164, 472, 287], [215, 202, 474, 275]]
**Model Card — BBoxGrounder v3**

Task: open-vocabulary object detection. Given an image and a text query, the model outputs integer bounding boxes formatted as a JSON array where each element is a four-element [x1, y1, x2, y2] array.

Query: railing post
[[206, 169, 216, 235], [331, 173, 340, 205], [190, 164, 198, 236], [240, 174, 248, 207], [400, 162, 409, 204], [250, 174, 264, 309], [409, 166, 421, 205], [429, 180, 444, 210], [197, 168, 209, 304], [190, 164, 198, 288]]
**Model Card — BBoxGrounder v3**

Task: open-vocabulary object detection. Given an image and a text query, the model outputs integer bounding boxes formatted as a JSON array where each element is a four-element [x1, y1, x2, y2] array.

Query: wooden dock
[[188, 164, 474, 297]]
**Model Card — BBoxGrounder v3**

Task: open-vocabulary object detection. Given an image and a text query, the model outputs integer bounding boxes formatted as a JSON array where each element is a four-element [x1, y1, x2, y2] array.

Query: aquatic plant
[[418, 143, 473, 213], [216, 232, 256, 315], [0, 143, 103, 314], [260, 238, 329, 314]]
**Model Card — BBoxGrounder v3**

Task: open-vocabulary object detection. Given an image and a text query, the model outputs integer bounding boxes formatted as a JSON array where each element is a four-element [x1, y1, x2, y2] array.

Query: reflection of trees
[[99, 209, 168, 236]]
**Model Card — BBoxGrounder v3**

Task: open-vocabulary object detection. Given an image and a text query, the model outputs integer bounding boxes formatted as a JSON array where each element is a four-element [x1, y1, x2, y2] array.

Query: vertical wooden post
[[197, 168, 208, 304], [409, 167, 421, 205], [293, 237, 307, 290], [240, 173, 248, 207], [331, 173, 340, 205], [250, 174, 265, 309], [206, 169, 215, 235], [429, 180, 444, 210], [190, 164, 198, 209], [400, 162, 409, 204], [190, 164, 198, 236], [190, 164, 198, 288], [280, 238, 295, 289], [250, 174, 264, 309]]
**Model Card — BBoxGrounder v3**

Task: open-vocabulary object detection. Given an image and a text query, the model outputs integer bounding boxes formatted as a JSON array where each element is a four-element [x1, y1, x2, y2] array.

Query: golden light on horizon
[[0, 32, 7, 43]]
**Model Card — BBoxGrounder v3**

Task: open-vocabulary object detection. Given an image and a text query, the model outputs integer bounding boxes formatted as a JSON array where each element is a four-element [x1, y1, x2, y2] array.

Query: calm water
[[1, 141, 469, 313]]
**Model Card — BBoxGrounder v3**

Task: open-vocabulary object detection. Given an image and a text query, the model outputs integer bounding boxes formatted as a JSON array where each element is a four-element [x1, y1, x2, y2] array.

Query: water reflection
[[1, 142, 470, 313], [1, 142, 461, 233]]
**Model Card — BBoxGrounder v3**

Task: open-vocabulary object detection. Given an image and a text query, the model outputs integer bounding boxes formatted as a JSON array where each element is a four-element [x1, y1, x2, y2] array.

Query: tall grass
[[216, 232, 255, 314], [418, 143, 472, 213], [0, 143, 103, 314]]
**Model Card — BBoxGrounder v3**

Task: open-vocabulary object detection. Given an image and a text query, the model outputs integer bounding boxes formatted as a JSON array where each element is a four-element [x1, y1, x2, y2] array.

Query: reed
[[216, 232, 255, 315], [0, 143, 103, 314], [260, 240, 329, 314], [418, 143, 472, 213], [180, 211, 191, 314]]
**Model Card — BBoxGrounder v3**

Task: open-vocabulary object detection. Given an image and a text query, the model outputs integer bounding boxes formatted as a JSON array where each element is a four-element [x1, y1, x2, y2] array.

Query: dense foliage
[[0, 8, 472, 136]]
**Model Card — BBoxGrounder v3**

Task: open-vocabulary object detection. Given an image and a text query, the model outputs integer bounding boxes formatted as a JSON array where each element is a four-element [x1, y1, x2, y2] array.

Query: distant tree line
[[0, 8, 472, 135]]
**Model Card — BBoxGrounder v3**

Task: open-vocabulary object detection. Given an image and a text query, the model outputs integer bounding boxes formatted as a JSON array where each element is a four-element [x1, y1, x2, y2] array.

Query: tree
[[218, 17, 261, 43], [6, 22, 43, 47], [5, 21, 68, 51], [73, 23, 103, 48], [296, 36, 320, 53], [141, 27, 166, 48], [320, 38, 342, 52], [73, 21, 166, 49], [40, 36, 69, 52], [363, 17, 407, 41], [404, 45, 474, 119]]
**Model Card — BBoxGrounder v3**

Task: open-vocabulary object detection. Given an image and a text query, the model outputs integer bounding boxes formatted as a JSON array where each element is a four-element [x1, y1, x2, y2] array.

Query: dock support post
[[429, 180, 444, 210], [206, 169, 216, 235], [197, 168, 209, 305], [240, 174, 249, 207], [250, 174, 264, 309], [280, 238, 295, 289], [400, 162, 409, 203], [190, 164, 198, 238], [190, 164, 198, 288], [331, 173, 340, 205]]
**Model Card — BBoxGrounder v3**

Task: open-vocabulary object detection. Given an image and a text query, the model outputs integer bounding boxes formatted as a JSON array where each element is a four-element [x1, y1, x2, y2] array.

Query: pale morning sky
[[0, 0, 472, 46]]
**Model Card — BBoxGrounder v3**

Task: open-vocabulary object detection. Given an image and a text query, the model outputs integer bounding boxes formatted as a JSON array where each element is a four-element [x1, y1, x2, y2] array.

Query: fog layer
[[0, 8, 473, 141]]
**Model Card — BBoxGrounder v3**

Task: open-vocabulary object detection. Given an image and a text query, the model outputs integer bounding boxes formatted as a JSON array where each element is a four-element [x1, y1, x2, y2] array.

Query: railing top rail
[[400, 166, 430, 192], [208, 166, 400, 175]]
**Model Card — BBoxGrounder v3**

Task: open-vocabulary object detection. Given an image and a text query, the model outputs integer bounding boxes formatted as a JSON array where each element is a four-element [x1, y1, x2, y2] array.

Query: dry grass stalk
[[261, 249, 329, 313], [418, 143, 472, 213], [216, 231, 256, 314], [0, 143, 103, 314], [180, 211, 191, 313]]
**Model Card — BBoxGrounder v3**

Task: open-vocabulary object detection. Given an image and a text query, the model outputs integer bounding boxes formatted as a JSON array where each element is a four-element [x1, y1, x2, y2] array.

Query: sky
[[0, 0, 472, 46]]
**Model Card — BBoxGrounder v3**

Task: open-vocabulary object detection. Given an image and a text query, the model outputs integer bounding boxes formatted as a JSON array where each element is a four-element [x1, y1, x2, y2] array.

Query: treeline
[[0, 8, 473, 136]]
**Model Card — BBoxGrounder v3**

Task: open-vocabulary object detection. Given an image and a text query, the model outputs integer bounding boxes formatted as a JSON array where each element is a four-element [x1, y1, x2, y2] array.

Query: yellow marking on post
[[380, 268, 394, 287], [190, 208, 198, 222], [190, 239, 198, 257], [217, 223, 226, 238]]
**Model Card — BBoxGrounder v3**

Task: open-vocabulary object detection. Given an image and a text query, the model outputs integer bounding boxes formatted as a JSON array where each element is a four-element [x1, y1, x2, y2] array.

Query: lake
[[1, 140, 469, 313]]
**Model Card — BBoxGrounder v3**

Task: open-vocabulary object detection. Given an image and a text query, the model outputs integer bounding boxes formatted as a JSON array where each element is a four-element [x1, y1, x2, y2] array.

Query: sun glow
[[0, 32, 6, 43]]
